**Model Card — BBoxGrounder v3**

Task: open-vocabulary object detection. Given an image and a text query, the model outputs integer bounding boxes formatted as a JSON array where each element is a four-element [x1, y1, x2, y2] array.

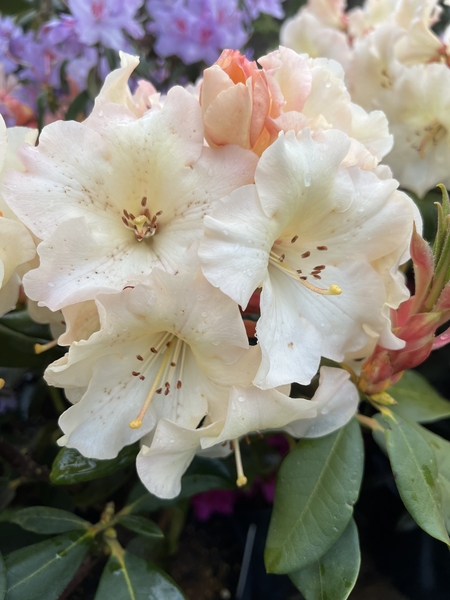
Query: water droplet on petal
[[238, 396, 245, 402], [325, 81, 332, 88], [98, 110, 104, 117], [48, 282, 55, 288]]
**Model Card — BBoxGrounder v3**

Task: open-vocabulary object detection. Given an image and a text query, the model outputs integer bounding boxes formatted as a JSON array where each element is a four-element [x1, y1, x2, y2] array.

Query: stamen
[[301, 251, 310, 258], [177, 380, 182, 389], [151, 347, 158, 354], [291, 235, 298, 244], [279, 254, 285, 262], [34, 339, 58, 354], [129, 350, 172, 429], [270, 251, 341, 296], [132, 371, 140, 376], [141, 196, 147, 207], [234, 438, 248, 487], [317, 246, 328, 251], [121, 216, 128, 226], [136, 355, 144, 361]]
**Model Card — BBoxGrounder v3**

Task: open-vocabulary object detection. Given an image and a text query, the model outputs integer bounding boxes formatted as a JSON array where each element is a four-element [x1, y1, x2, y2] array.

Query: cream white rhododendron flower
[[200, 46, 392, 169], [136, 366, 359, 499], [199, 128, 417, 389], [281, 0, 450, 197], [45, 269, 254, 459], [2, 67, 257, 312], [0, 117, 37, 316]]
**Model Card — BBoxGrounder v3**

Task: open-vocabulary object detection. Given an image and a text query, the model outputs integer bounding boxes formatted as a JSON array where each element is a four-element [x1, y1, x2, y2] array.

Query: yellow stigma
[[299, 279, 342, 296], [34, 339, 58, 354], [236, 475, 248, 487], [233, 438, 247, 488], [129, 419, 143, 429], [0, 378, 4, 390]]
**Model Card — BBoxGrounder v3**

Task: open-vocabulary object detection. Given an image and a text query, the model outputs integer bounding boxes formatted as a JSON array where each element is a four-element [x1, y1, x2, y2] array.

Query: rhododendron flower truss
[[3, 85, 257, 311], [45, 269, 254, 461], [199, 128, 417, 389], [136, 366, 359, 499]]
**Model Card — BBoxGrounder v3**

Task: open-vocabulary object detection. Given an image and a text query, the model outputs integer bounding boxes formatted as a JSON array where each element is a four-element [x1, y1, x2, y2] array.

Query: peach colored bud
[[200, 49, 272, 155]]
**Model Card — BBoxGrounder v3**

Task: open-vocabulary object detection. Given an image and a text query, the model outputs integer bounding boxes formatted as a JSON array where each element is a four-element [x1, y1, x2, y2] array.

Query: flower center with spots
[[269, 237, 342, 296], [128, 333, 187, 429], [411, 121, 446, 159], [121, 196, 163, 242]]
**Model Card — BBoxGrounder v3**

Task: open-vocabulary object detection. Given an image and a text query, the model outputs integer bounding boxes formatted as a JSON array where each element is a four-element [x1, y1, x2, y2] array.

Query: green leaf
[[265, 419, 364, 574], [389, 370, 450, 423], [117, 516, 164, 540], [50, 444, 138, 485], [404, 421, 450, 533], [382, 412, 450, 546], [0, 0, 30, 15], [289, 518, 360, 600], [5, 531, 93, 600], [95, 547, 185, 600], [65, 90, 90, 122], [0, 552, 6, 600], [10, 507, 89, 535], [0, 312, 60, 368]]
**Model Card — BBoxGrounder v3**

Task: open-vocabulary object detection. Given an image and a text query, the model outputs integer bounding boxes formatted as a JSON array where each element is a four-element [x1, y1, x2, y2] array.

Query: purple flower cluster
[[147, 0, 284, 65], [68, 0, 145, 51]]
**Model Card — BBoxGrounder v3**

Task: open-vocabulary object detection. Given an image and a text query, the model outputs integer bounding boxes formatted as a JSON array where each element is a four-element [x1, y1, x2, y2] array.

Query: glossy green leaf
[[95, 547, 185, 600], [117, 516, 164, 540], [289, 518, 360, 600], [265, 419, 364, 574], [0, 552, 6, 600], [50, 444, 138, 485], [382, 412, 450, 546], [10, 507, 89, 535], [389, 370, 450, 423], [5, 531, 93, 600]]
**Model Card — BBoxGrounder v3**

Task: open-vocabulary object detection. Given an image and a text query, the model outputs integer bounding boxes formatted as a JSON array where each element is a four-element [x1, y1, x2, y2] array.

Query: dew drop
[[48, 282, 55, 287], [237, 396, 245, 402], [98, 110, 104, 117], [325, 81, 332, 89], [303, 171, 311, 187], [322, 406, 330, 415]]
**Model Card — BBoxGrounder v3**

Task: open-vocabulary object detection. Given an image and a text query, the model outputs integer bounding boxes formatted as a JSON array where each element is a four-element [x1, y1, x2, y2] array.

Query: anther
[[313, 275, 322, 279], [317, 246, 328, 251], [136, 355, 144, 361], [155, 211, 163, 216], [139, 375, 145, 380], [150, 347, 158, 354], [279, 254, 285, 262], [156, 388, 162, 394], [234, 439, 248, 487], [177, 380, 182, 389], [141, 196, 147, 206], [170, 362, 176, 367], [301, 251, 311, 258], [291, 235, 298, 243], [34, 340, 58, 354], [121, 216, 128, 226], [300, 276, 307, 280], [314, 265, 325, 270], [123, 209, 130, 218], [296, 269, 302, 274], [132, 371, 140, 376]]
